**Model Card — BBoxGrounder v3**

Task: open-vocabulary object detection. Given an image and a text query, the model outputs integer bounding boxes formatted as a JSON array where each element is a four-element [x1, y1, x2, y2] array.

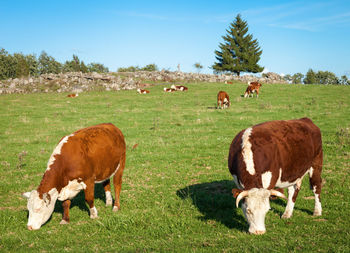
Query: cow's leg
[[102, 179, 113, 206], [282, 180, 301, 219], [112, 155, 126, 212], [60, 199, 71, 224], [84, 181, 98, 219], [256, 90, 259, 98], [309, 164, 322, 216]]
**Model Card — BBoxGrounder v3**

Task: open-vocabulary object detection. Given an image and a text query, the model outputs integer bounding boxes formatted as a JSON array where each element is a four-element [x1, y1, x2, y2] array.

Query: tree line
[[0, 48, 109, 80], [284, 70, 349, 85]]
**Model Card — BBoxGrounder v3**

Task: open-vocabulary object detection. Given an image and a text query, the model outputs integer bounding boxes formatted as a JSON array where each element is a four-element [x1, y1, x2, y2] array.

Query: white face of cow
[[235, 188, 286, 234], [23, 189, 58, 230], [240, 189, 270, 234]]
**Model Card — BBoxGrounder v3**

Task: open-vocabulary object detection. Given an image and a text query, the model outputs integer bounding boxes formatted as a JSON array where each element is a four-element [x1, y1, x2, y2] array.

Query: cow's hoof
[[106, 200, 113, 206], [60, 220, 69, 225], [281, 212, 292, 219], [313, 210, 322, 216], [112, 206, 119, 212]]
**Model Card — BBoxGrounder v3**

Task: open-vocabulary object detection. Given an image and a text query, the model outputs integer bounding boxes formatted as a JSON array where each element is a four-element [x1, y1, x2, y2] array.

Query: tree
[[0, 48, 16, 79], [340, 75, 349, 85], [193, 62, 203, 73], [292, 73, 304, 84], [63, 55, 87, 73], [304, 69, 317, 84], [38, 51, 61, 74], [141, 64, 158, 72], [212, 14, 263, 76], [87, 63, 109, 73], [316, 71, 339, 85]]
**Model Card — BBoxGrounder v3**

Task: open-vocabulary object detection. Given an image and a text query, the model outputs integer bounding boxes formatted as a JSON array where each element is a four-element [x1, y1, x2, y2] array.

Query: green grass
[[0, 82, 349, 252]]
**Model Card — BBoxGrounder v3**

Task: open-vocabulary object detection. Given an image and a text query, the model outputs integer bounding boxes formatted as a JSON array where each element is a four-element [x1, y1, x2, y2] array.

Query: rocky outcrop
[[0, 71, 286, 94]]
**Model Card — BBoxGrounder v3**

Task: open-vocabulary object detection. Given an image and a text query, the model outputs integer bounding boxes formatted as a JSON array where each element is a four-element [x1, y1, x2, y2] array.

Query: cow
[[228, 118, 323, 235], [244, 82, 262, 98], [217, 91, 230, 109], [22, 123, 126, 230], [137, 88, 150, 94], [171, 85, 188, 91], [164, 88, 176, 92], [67, 93, 79, 98]]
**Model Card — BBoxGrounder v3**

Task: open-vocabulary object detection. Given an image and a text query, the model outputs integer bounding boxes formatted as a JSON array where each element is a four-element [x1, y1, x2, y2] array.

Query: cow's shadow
[[176, 180, 247, 232], [53, 184, 107, 217]]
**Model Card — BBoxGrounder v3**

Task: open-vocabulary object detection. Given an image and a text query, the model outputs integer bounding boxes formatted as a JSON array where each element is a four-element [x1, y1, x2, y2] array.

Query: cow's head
[[22, 188, 58, 230], [233, 188, 286, 235]]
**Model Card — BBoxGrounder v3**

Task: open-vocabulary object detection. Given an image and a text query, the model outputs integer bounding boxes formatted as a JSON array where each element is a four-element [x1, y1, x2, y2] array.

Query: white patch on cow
[[180, 87, 184, 91], [25, 188, 59, 230], [276, 168, 311, 189], [171, 85, 176, 89], [261, 171, 272, 189], [105, 191, 113, 206], [58, 179, 87, 201], [90, 206, 98, 219], [309, 167, 314, 178], [313, 186, 322, 216], [241, 127, 255, 175], [46, 134, 74, 171], [282, 185, 296, 219], [95, 163, 120, 183]]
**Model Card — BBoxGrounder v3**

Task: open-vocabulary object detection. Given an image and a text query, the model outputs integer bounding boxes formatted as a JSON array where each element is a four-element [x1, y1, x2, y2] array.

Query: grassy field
[[0, 82, 349, 252]]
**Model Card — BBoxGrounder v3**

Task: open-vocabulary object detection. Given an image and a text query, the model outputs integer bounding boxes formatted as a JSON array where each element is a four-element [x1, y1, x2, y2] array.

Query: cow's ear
[[232, 188, 242, 198], [22, 192, 31, 199]]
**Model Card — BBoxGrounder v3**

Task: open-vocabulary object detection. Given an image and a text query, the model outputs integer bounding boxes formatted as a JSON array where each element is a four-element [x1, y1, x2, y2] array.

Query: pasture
[[0, 82, 349, 252]]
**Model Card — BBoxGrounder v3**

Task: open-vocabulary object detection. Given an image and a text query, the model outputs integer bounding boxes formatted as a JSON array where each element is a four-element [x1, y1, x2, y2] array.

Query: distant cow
[[23, 123, 126, 230], [164, 88, 176, 92], [171, 85, 188, 91], [137, 88, 150, 94], [244, 82, 262, 98], [67, 93, 79, 98], [217, 91, 230, 109], [228, 118, 323, 234]]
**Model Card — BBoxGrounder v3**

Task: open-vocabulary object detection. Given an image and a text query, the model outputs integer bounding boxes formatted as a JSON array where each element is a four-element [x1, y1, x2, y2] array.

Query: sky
[[1, 0, 350, 77]]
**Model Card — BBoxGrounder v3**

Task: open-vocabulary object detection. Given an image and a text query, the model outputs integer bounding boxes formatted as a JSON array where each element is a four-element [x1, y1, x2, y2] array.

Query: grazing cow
[[244, 82, 262, 98], [22, 123, 126, 230], [217, 91, 230, 109], [67, 93, 79, 98], [228, 118, 323, 234], [137, 88, 150, 94], [164, 88, 176, 92], [171, 85, 188, 91]]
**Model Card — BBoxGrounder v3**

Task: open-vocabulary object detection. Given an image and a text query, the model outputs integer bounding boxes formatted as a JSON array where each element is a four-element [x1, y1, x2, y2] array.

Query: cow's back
[[228, 118, 322, 189], [57, 123, 126, 182]]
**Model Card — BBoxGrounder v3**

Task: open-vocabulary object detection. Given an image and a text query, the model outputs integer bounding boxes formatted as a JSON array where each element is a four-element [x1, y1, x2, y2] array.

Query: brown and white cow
[[171, 85, 188, 91], [67, 93, 79, 98], [22, 123, 126, 230], [228, 118, 323, 234], [244, 82, 262, 98], [137, 88, 150, 94], [164, 87, 176, 92], [217, 91, 230, 109]]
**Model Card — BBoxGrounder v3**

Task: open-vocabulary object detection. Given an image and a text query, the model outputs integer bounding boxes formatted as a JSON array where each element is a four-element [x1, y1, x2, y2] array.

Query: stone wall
[[0, 71, 286, 94]]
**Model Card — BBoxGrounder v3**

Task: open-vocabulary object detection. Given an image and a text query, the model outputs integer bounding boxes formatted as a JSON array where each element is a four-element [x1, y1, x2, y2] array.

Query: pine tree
[[213, 14, 263, 76]]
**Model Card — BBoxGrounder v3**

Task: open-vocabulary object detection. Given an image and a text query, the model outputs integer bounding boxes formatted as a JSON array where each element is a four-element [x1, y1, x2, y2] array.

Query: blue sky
[[1, 0, 350, 76]]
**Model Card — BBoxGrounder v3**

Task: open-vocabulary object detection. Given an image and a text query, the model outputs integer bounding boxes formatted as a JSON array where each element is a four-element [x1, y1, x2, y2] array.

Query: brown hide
[[217, 91, 230, 108], [228, 118, 323, 190], [244, 82, 262, 97], [38, 123, 125, 194]]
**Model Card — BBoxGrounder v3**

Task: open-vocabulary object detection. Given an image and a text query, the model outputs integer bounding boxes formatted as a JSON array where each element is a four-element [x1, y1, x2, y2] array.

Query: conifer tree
[[213, 14, 263, 76]]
